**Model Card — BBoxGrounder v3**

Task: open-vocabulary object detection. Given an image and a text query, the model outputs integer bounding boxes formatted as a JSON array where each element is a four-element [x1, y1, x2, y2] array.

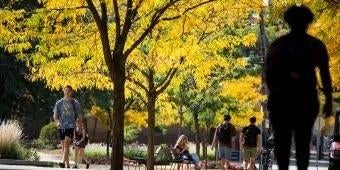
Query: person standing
[[53, 85, 82, 168], [240, 116, 261, 170], [265, 5, 333, 170], [73, 118, 90, 169], [212, 114, 237, 170]]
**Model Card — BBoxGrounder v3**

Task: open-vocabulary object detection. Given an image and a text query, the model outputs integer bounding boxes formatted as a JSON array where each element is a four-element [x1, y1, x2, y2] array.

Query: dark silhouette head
[[224, 114, 231, 121], [284, 5, 314, 32], [250, 116, 256, 124]]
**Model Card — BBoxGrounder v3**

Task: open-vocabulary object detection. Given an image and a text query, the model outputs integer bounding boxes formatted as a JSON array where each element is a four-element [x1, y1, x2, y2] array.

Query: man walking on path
[[212, 114, 237, 170], [240, 116, 261, 170], [265, 5, 333, 170], [53, 85, 82, 168]]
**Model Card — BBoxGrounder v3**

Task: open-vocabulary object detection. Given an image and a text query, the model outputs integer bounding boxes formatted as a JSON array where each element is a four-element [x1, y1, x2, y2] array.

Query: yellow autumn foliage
[[219, 75, 265, 128], [89, 106, 147, 130]]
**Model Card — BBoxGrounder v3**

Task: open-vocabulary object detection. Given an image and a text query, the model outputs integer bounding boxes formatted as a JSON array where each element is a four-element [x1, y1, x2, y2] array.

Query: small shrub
[[38, 122, 58, 149], [13, 144, 39, 160], [206, 148, 216, 160], [71, 143, 111, 161], [85, 143, 110, 160], [0, 120, 23, 152], [31, 139, 45, 149], [123, 144, 147, 159], [187, 142, 216, 161], [30, 150, 40, 161], [124, 125, 139, 143], [0, 121, 39, 160]]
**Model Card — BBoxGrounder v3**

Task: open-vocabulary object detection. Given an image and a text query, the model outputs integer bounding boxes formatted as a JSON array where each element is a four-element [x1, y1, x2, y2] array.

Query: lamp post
[[259, 0, 270, 147]]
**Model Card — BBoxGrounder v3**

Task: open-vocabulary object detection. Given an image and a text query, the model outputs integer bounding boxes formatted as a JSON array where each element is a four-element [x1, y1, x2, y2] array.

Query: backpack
[[217, 123, 232, 144], [155, 145, 173, 164], [244, 125, 258, 147]]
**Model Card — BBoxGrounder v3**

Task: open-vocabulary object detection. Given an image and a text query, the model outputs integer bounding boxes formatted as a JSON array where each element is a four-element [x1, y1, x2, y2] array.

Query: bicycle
[[259, 136, 275, 170]]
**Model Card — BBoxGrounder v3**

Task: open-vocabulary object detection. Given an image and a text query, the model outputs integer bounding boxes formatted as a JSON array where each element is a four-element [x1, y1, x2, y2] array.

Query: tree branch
[[127, 86, 148, 105], [156, 69, 177, 94], [324, 0, 339, 7], [197, 30, 214, 44], [120, 0, 137, 51], [45, 6, 88, 11], [124, 98, 135, 112], [113, 0, 121, 42], [129, 63, 149, 78], [100, 1, 107, 22], [156, 68, 174, 89], [161, 0, 217, 21], [4, 6, 88, 15], [156, 56, 185, 94], [86, 0, 101, 26], [134, 0, 145, 11], [132, 8, 156, 23], [126, 77, 148, 93], [123, 0, 180, 60], [86, 0, 113, 75]]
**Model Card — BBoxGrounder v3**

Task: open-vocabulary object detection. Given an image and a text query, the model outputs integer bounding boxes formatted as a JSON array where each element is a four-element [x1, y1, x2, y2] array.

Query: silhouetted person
[[265, 5, 333, 170]]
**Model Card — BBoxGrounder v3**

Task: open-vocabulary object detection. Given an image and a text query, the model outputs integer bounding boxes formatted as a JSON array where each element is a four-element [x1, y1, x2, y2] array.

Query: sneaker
[[58, 162, 65, 168], [86, 162, 90, 169], [72, 165, 78, 169]]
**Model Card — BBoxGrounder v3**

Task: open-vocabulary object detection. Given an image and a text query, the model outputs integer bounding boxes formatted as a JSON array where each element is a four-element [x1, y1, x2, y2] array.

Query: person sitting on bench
[[174, 134, 201, 170]]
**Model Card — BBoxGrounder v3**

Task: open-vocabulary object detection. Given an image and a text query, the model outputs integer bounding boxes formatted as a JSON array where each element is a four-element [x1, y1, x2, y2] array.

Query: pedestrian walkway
[[38, 151, 63, 163], [0, 164, 330, 170], [0, 149, 330, 170]]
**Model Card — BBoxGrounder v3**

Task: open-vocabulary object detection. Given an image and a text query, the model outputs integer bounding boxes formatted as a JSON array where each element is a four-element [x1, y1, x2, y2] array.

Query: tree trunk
[[92, 118, 98, 141], [194, 112, 200, 155], [106, 130, 110, 159], [203, 128, 208, 170], [111, 56, 126, 170], [178, 104, 183, 135], [147, 93, 156, 170]]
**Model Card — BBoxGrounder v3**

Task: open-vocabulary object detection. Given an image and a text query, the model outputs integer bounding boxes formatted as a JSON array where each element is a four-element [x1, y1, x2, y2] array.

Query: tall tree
[[84, 1, 218, 169], [1, 1, 220, 169], [127, 43, 185, 168]]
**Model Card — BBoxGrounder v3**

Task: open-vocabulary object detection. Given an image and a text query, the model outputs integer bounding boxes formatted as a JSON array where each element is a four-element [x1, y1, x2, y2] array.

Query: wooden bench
[[168, 147, 196, 170], [127, 148, 170, 170], [127, 145, 197, 170]]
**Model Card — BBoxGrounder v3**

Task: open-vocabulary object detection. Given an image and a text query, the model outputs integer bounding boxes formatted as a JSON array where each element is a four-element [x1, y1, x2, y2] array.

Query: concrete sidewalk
[[0, 150, 330, 170]]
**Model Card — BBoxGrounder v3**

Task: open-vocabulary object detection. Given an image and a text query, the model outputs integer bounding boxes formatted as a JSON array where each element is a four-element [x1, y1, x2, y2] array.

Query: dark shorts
[[57, 128, 74, 141], [75, 140, 87, 148], [75, 137, 88, 148], [218, 146, 232, 160]]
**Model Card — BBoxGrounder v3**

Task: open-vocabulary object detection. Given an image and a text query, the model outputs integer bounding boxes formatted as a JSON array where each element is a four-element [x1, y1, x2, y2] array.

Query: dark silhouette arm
[[318, 43, 333, 117], [265, 41, 279, 92]]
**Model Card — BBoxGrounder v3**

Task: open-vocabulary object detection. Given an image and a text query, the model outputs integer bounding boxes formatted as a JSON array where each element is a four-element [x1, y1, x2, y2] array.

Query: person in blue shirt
[[53, 85, 82, 168]]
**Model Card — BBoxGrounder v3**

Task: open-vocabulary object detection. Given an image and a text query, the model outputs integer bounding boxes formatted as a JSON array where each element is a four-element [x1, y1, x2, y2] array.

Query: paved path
[[0, 164, 330, 170], [0, 150, 330, 170], [0, 164, 110, 170]]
